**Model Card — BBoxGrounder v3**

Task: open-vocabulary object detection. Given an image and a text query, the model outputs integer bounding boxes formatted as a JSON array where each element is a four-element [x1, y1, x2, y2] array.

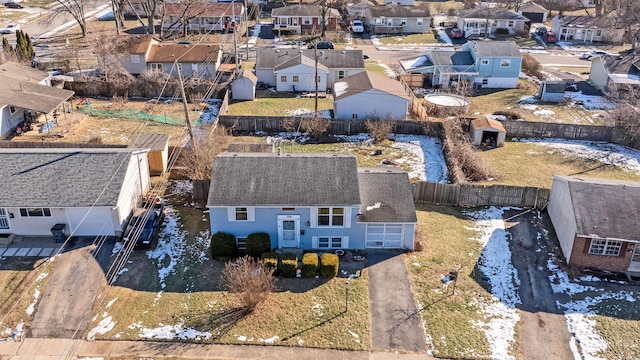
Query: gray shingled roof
[[469, 41, 520, 57], [0, 149, 144, 208], [559, 175, 640, 240], [256, 48, 365, 70], [333, 71, 409, 101], [0, 77, 74, 113], [430, 50, 474, 66], [129, 133, 169, 151], [273, 53, 329, 72], [458, 7, 529, 21], [207, 153, 361, 206], [358, 167, 417, 223], [271, 4, 340, 18], [601, 48, 640, 76], [555, 15, 618, 29], [368, 3, 430, 18]]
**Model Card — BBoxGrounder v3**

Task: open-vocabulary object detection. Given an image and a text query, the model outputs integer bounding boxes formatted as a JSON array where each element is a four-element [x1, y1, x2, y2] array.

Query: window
[[589, 238, 622, 256], [292, 75, 299, 82], [150, 63, 163, 72], [595, 30, 602, 37], [374, 18, 383, 25], [236, 237, 247, 251], [19, 208, 52, 217], [282, 207, 296, 211], [302, 17, 311, 25], [337, 70, 347, 79], [500, 59, 511, 67], [416, 18, 423, 26], [481, 59, 489, 65], [235, 207, 248, 221], [401, 18, 407, 26], [280, 75, 287, 82], [130, 55, 140, 63], [292, 17, 298, 25], [318, 236, 344, 249], [508, 20, 514, 27], [317, 207, 344, 226], [482, 78, 488, 85], [352, 114, 358, 119]]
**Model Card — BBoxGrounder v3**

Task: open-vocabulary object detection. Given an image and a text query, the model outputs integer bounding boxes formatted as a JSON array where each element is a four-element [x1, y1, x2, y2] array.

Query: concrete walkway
[[367, 251, 426, 352], [0, 338, 436, 360]]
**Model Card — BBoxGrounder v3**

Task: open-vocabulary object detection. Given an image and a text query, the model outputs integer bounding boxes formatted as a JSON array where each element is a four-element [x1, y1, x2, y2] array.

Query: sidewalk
[[0, 338, 435, 360]]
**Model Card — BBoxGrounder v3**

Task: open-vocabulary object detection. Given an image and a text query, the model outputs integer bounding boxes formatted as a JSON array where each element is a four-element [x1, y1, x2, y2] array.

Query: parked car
[[535, 26, 548, 36], [351, 20, 364, 33], [122, 198, 165, 249], [0, 23, 20, 34], [4, 2, 25, 8], [450, 28, 463, 39], [580, 50, 611, 60], [543, 31, 557, 43], [308, 41, 334, 49]]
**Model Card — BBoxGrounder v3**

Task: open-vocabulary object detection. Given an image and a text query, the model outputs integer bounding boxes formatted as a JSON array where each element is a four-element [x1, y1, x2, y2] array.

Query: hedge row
[[211, 231, 272, 259]]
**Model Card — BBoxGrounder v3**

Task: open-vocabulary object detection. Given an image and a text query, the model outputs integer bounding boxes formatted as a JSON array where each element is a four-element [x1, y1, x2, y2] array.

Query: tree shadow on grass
[[280, 310, 346, 342], [182, 307, 247, 341]]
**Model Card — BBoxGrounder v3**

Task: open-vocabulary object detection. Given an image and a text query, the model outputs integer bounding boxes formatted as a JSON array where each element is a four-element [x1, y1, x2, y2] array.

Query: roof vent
[[342, 50, 346, 54], [275, 49, 280, 53]]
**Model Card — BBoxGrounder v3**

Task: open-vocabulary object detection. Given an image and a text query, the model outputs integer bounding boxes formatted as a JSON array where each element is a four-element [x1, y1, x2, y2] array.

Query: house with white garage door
[[207, 153, 417, 250], [333, 71, 409, 120], [0, 148, 150, 241]]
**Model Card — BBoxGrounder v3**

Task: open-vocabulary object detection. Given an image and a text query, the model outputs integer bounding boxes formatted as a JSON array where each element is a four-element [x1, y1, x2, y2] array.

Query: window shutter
[[312, 236, 318, 248], [309, 208, 317, 228], [248, 207, 255, 222], [344, 207, 352, 228], [342, 236, 349, 249], [227, 207, 235, 222]]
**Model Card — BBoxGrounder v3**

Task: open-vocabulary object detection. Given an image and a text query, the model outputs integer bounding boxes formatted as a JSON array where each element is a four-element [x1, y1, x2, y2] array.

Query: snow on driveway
[[465, 207, 521, 360]]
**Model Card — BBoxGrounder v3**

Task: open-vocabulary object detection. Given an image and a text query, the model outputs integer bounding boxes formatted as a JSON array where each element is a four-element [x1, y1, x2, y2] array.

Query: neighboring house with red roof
[[333, 71, 409, 120], [589, 48, 640, 92], [271, 4, 340, 34]]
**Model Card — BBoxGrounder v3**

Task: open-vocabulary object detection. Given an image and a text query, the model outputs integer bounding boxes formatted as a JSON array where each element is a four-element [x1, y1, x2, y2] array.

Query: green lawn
[[377, 33, 438, 45], [365, 60, 393, 77]]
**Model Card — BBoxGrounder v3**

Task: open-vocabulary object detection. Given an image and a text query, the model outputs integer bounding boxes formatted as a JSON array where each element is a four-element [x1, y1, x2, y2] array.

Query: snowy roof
[[208, 153, 361, 206], [333, 71, 409, 101], [556, 175, 640, 241], [358, 167, 417, 223], [608, 74, 640, 85], [400, 55, 433, 71], [256, 48, 365, 70], [554, 15, 619, 29]]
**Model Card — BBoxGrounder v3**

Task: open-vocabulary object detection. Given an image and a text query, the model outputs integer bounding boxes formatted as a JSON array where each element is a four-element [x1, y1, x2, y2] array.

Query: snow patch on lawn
[[147, 206, 187, 296], [87, 315, 115, 341], [168, 180, 193, 197], [391, 134, 449, 183], [129, 322, 212, 340], [285, 108, 332, 118]]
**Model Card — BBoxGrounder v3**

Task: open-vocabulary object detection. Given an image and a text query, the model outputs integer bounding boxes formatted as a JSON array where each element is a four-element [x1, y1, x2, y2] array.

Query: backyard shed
[[537, 81, 566, 102], [518, 2, 548, 23], [129, 133, 169, 175], [231, 70, 258, 100], [469, 118, 506, 147]]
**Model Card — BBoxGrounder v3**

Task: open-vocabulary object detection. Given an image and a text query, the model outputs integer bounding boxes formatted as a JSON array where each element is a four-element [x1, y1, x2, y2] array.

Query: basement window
[[588, 238, 622, 256]]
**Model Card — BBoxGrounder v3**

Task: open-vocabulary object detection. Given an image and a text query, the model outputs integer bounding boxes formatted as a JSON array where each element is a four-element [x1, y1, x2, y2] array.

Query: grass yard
[[505, 36, 539, 48], [365, 60, 393, 77], [468, 79, 607, 125], [407, 205, 492, 358], [0, 10, 28, 23], [226, 94, 334, 116], [477, 141, 640, 188], [376, 33, 438, 45], [594, 305, 640, 359]]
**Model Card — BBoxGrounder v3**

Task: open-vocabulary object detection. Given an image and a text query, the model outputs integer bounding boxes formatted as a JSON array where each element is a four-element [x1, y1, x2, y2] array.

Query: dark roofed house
[[333, 71, 409, 120], [146, 43, 222, 79], [366, 3, 431, 34], [548, 175, 640, 278], [551, 15, 624, 43], [589, 48, 640, 92], [457, 8, 529, 38], [256, 48, 365, 91], [0, 148, 150, 241], [271, 4, 340, 34], [207, 152, 417, 250], [517, 2, 548, 23]]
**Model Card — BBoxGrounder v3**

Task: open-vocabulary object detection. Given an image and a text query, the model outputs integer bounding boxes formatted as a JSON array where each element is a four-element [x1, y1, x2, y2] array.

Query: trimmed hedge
[[246, 232, 271, 258], [261, 252, 279, 271], [281, 253, 298, 278], [302, 253, 319, 278], [320, 253, 339, 278], [211, 232, 237, 258]]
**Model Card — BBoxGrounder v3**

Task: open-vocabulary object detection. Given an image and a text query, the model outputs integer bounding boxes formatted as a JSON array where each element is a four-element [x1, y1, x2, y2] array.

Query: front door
[[0, 209, 10, 230], [277, 215, 300, 248], [629, 244, 640, 272]]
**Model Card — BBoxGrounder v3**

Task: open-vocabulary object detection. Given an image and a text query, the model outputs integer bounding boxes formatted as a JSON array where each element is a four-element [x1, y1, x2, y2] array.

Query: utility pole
[[244, 0, 249, 61], [314, 43, 320, 118], [232, 0, 238, 69], [176, 61, 195, 143]]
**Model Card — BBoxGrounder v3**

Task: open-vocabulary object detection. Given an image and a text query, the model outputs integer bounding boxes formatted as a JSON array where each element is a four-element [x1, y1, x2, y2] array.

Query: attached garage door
[[522, 12, 543, 23], [366, 224, 404, 248]]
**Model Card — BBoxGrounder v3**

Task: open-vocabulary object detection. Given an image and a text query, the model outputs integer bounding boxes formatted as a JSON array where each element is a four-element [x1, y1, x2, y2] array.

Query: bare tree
[[365, 120, 394, 143], [51, 0, 86, 37], [179, 125, 230, 180], [162, 0, 209, 39], [220, 256, 276, 313], [317, 0, 335, 38], [94, 34, 131, 82], [607, 85, 640, 147], [111, 0, 127, 33]]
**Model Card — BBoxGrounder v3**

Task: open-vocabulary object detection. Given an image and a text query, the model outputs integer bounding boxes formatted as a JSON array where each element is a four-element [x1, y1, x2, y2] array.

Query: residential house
[[517, 2, 548, 23], [207, 153, 417, 250], [0, 148, 150, 239], [469, 118, 506, 147], [399, 41, 521, 88], [231, 70, 258, 100], [333, 71, 409, 120], [551, 15, 624, 43], [366, 3, 431, 34], [589, 48, 640, 92], [547, 175, 640, 277], [346, 0, 375, 20], [0, 62, 74, 138], [255, 48, 365, 92], [117, 35, 158, 77], [271, 4, 340, 34], [163, 3, 245, 34], [457, 8, 529, 38]]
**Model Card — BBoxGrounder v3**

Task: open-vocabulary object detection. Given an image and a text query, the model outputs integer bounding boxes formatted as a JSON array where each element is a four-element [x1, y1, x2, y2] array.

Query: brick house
[[271, 4, 340, 34]]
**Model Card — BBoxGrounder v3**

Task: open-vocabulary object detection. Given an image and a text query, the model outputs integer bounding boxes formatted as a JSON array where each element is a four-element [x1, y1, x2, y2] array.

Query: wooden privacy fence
[[501, 120, 613, 142], [193, 179, 211, 201], [399, 77, 429, 121], [412, 181, 550, 209]]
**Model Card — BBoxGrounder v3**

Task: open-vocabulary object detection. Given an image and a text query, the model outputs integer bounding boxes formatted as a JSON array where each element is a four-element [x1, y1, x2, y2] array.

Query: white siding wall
[[256, 69, 276, 86], [548, 177, 578, 262], [115, 151, 151, 234], [67, 207, 115, 236], [275, 64, 327, 92], [231, 78, 255, 100], [474, 76, 519, 89], [334, 90, 408, 120], [589, 58, 609, 91], [2, 207, 68, 236]]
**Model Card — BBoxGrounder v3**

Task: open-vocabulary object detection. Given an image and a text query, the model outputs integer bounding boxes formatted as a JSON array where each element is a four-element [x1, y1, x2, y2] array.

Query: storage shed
[[518, 1, 548, 23], [129, 134, 170, 175], [231, 70, 258, 100], [537, 81, 566, 103], [469, 118, 506, 147]]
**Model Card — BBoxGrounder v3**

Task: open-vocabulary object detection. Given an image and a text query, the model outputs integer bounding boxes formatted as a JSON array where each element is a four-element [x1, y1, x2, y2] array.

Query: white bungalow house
[[456, 8, 529, 38], [588, 48, 640, 92], [0, 148, 150, 240], [551, 15, 624, 43], [255, 48, 365, 91], [366, 3, 431, 34], [333, 71, 409, 120]]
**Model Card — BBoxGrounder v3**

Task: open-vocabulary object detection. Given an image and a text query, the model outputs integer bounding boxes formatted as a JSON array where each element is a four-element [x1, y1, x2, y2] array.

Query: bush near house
[[302, 253, 319, 278], [261, 252, 279, 272], [320, 253, 339, 278], [281, 253, 298, 278], [245, 232, 271, 258], [211, 232, 237, 258]]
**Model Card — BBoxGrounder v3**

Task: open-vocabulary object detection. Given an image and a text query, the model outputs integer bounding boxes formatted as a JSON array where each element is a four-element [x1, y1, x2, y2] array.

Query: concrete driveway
[[367, 250, 425, 352]]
